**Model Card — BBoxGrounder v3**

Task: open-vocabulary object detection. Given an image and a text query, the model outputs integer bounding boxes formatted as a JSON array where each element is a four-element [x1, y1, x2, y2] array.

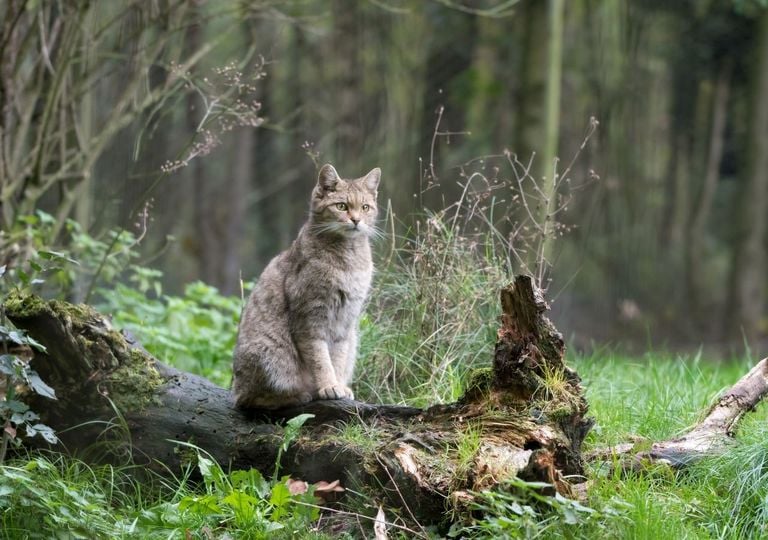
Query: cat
[[232, 164, 381, 409]]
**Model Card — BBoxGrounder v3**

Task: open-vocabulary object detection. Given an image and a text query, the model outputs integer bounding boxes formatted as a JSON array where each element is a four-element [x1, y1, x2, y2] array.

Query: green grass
[[576, 351, 755, 447], [532, 352, 768, 540]]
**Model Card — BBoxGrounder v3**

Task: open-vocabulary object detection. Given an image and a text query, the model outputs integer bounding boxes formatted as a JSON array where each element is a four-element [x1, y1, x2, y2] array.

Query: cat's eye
[[335, 203, 348, 211], [362, 204, 370, 211]]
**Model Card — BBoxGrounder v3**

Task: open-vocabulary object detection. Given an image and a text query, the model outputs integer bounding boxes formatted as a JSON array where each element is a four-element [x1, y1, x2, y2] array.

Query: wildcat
[[232, 164, 381, 409]]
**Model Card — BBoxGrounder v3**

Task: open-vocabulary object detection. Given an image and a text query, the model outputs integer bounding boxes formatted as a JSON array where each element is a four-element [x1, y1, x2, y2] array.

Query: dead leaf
[[374, 505, 388, 540], [3, 425, 16, 439]]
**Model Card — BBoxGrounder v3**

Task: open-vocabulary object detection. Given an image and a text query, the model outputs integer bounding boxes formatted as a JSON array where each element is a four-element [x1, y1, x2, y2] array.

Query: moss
[[104, 348, 164, 412], [461, 367, 493, 401], [3, 290, 50, 318], [546, 404, 575, 421]]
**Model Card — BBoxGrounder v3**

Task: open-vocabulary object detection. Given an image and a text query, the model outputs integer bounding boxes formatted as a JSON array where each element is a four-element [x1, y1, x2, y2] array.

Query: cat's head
[[310, 164, 381, 239]]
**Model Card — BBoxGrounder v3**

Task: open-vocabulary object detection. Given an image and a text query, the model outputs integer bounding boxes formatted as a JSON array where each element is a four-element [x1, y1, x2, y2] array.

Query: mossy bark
[[4, 275, 592, 524]]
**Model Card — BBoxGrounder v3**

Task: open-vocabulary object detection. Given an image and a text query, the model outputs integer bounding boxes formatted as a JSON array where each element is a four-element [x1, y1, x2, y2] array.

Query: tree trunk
[[727, 11, 768, 343], [538, 0, 566, 281], [686, 64, 730, 318], [4, 275, 592, 524]]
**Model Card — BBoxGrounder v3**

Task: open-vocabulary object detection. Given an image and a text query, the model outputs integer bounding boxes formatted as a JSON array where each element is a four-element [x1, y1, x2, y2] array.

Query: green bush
[[97, 278, 243, 387]]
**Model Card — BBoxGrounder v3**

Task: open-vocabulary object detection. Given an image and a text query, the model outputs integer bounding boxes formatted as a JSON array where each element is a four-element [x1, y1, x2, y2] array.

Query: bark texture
[[4, 275, 592, 523]]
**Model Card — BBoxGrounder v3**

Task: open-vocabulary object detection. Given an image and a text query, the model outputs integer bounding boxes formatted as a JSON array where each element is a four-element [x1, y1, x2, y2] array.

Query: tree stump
[[4, 274, 592, 524]]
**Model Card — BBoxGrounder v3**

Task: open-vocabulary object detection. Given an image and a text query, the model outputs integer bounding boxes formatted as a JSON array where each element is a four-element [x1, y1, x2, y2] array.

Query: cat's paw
[[295, 392, 313, 405], [317, 384, 354, 400]]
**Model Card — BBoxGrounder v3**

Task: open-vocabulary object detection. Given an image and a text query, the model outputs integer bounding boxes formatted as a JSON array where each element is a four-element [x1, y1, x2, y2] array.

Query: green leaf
[[26, 371, 56, 400], [222, 490, 260, 517], [282, 413, 315, 451], [37, 250, 79, 265], [231, 468, 270, 498], [269, 482, 292, 521], [35, 211, 54, 224], [178, 494, 222, 516], [197, 453, 227, 493]]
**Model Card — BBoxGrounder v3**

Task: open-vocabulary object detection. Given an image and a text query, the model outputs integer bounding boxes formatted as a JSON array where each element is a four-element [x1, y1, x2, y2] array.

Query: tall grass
[[357, 207, 509, 406]]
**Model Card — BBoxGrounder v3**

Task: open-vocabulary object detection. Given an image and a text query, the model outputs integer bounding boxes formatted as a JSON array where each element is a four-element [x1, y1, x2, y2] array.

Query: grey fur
[[232, 164, 381, 409]]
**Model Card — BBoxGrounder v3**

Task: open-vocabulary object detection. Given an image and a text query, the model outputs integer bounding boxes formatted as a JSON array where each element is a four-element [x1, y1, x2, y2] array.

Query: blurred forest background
[[1, 0, 767, 353]]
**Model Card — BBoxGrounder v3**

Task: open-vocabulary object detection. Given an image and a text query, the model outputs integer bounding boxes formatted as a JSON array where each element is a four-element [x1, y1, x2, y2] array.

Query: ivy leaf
[[26, 371, 56, 400], [5, 400, 29, 414], [23, 335, 46, 353], [0, 354, 19, 376], [11, 410, 39, 424], [31, 424, 57, 444], [0, 330, 46, 352]]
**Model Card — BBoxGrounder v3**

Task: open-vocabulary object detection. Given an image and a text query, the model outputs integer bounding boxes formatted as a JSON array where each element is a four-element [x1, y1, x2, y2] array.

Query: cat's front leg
[[296, 338, 353, 400], [329, 336, 355, 399]]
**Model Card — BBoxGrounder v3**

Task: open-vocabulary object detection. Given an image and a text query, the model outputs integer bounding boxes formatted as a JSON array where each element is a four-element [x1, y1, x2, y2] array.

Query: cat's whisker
[[367, 226, 387, 241]]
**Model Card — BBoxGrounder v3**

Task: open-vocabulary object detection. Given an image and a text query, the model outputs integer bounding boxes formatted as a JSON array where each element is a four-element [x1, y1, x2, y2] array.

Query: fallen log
[[588, 356, 768, 471], [4, 275, 592, 524]]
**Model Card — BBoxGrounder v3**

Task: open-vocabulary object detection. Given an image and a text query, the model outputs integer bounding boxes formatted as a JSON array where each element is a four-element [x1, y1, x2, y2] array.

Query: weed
[[452, 423, 484, 488]]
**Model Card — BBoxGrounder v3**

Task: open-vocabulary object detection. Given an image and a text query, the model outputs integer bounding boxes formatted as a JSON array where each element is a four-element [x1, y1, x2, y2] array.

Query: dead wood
[[3, 275, 592, 524], [588, 356, 768, 471]]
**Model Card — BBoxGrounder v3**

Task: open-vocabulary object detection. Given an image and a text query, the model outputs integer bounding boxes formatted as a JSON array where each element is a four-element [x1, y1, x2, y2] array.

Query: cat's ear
[[362, 168, 381, 194], [317, 164, 341, 193]]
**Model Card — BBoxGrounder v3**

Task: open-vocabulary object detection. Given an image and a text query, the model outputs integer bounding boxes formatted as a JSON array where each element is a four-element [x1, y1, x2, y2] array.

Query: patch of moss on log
[[4, 291, 165, 413], [105, 348, 164, 412], [4, 289, 51, 318], [460, 367, 493, 402]]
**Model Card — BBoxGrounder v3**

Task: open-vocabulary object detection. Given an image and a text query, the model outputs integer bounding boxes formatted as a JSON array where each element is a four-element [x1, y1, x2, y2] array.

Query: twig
[[291, 499, 429, 539]]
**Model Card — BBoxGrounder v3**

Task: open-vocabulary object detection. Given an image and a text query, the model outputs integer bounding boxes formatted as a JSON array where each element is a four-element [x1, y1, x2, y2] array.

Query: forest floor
[[1, 351, 766, 539]]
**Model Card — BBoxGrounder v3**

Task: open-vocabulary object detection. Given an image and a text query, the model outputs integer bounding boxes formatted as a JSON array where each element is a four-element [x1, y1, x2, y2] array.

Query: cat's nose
[[351, 217, 360, 226]]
